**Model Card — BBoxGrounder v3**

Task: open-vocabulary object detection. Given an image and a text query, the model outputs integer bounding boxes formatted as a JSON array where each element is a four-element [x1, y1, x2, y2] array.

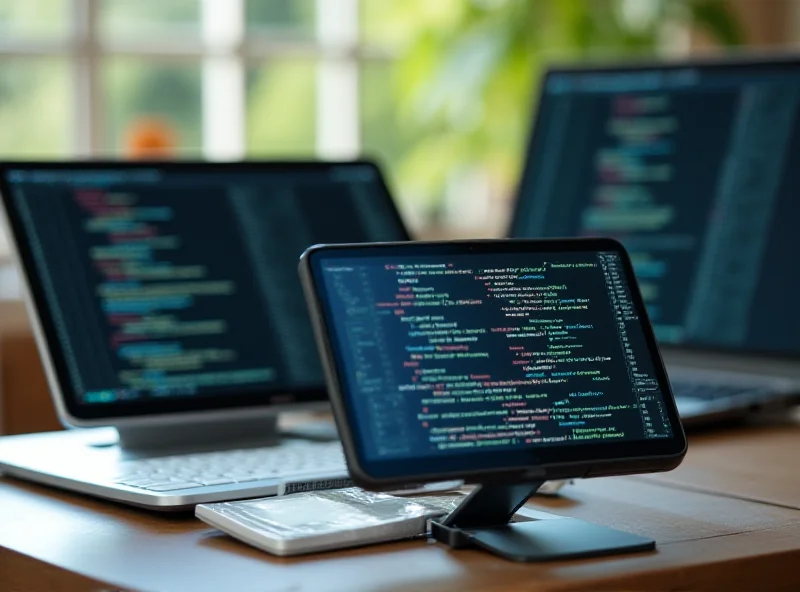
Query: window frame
[[0, 0, 390, 159]]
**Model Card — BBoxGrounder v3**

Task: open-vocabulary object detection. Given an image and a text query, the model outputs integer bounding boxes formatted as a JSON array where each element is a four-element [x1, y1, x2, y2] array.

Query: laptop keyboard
[[670, 378, 786, 401], [670, 380, 774, 401], [114, 441, 346, 492]]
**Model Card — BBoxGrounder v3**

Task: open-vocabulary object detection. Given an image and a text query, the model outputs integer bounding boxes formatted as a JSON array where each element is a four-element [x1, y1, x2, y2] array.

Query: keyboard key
[[146, 482, 204, 492], [231, 475, 264, 483], [198, 478, 236, 486], [118, 479, 178, 488]]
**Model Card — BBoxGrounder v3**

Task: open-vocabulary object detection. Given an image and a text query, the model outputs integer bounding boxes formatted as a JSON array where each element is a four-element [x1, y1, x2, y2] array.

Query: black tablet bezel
[[0, 160, 408, 421], [300, 238, 687, 488]]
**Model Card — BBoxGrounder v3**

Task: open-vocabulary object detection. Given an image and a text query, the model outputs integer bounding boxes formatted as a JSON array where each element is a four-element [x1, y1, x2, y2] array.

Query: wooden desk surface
[[1, 422, 799, 592], [641, 411, 800, 510]]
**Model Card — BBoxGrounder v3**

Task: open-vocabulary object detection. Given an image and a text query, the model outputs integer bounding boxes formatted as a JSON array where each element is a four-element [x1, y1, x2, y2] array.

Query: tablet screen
[[306, 240, 685, 481]]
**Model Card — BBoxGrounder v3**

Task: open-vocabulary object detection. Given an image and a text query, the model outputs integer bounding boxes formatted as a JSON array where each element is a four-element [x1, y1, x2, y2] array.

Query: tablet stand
[[430, 480, 655, 562]]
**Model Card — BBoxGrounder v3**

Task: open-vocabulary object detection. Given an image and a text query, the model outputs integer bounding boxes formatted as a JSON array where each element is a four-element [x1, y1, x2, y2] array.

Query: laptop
[[508, 56, 800, 427], [0, 160, 409, 510]]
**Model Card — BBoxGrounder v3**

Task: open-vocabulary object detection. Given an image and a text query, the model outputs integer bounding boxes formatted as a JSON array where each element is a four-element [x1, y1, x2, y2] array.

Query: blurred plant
[[374, 0, 744, 221], [247, 62, 317, 157]]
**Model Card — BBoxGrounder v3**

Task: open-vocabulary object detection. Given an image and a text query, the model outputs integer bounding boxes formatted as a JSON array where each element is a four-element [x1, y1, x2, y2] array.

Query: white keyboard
[[114, 441, 347, 492]]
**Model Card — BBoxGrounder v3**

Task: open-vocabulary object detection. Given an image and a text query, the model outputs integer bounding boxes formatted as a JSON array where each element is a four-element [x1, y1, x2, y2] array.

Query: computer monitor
[[509, 56, 800, 357], [0, 161, 408, 443]]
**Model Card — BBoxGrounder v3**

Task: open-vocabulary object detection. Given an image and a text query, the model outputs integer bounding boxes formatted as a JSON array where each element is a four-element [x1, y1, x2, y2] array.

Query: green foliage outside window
[[361, 0, 744, 223]]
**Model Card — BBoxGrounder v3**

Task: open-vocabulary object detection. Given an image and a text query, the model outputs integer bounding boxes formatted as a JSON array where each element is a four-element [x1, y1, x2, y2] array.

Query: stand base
[[431, 516, 655, 562]]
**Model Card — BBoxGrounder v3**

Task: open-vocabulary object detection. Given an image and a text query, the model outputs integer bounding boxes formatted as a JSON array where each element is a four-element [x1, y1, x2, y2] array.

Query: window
[[0, 0, 747, 242], [0, 0, 440, 221], [0, 1, 345, 157]]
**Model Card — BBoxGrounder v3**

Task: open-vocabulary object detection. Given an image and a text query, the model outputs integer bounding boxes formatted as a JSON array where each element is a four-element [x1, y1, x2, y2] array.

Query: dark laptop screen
[[510, 60, 800, 357], [2, 163, 408, 417]]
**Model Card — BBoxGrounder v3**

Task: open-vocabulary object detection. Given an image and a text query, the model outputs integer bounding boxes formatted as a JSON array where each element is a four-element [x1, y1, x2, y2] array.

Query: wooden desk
[[1, 422, 799, 592], [641, 409, 800, 510]]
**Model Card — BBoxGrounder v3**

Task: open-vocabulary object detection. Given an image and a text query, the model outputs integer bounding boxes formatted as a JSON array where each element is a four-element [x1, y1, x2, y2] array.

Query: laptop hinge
[[115, 415, 280, 451]]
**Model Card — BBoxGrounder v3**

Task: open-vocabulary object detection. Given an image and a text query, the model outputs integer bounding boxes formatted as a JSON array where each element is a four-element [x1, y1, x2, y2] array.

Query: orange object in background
[[123, 116, 179, 159]]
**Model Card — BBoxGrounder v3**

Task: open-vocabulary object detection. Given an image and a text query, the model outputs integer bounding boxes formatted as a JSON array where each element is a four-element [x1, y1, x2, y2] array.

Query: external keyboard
[[114, 440, 346, 492]]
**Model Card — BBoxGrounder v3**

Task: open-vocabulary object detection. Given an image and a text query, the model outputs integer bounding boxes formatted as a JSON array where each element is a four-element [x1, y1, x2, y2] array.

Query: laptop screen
[[0, 162, 408, 420], [510, 58, 800, 357]]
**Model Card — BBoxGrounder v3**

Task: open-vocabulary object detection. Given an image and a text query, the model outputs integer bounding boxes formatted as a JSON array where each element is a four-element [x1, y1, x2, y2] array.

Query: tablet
[[300, 239, 686, 489]]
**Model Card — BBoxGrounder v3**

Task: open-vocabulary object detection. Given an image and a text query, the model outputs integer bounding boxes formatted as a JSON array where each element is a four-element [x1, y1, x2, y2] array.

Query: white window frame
[[0, 0, 372, 160]]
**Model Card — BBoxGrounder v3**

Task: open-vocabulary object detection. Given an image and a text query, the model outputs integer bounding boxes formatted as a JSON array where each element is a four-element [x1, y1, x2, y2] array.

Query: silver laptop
[[0, 160, 409, 510], [509, 56, 800, 426]]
